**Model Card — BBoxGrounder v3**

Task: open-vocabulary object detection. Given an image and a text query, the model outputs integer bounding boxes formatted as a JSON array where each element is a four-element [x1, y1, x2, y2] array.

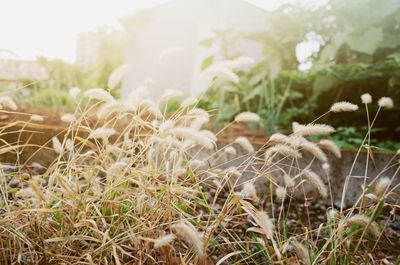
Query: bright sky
[[0, 0, 169, 63], [0, 0, 296, 63]]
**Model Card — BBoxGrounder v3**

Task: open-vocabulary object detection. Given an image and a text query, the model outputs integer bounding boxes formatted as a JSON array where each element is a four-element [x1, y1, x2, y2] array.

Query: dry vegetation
[[0, 63, 399, 264]]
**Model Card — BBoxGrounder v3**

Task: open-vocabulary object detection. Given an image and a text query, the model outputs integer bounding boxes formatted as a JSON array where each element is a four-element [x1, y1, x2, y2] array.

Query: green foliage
[[28, 87, 74, 111], [199, 0, 400, 150]]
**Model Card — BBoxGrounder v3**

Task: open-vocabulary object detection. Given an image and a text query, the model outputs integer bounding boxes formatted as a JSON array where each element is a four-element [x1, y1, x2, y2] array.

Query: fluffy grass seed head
[[172, 220, 205, 258], [108, 161, 128, 176], [222, 56, 255, 71], [318, 139, 341, 158], [361, 93, 372, 104], [275, 186, 287, 201], [223, 146, 237, 156], [181, 97, 199, 108], [30, 114, 44, 122], [84, 88, 115, 103], [158, 89, 183, 103], [65, 139, 74, 152], [88, 127, 116, 140], [170, 127, 215, 149], [97, 101, 132, 119], [234, 136, 254, 153], [304, 169, 328, 198], [234, 112, 260, 123], [158, 120, 176, 134], [375, 177, 391, 197], [153, 234, 176, 249], [202, 65, 239, 83], [254, 210, 274, 239], [378, 97, 394, 109], [300, 141, 328, 162], [265, 144, 302, 161], [283, 173, 295, 189], [291, 240, 311, 265], [239, 182, 259, 201], [293, 123, 335, 136], [338, 214, 380, 239], [108, 64, 131, 89], [52, 137, 63, 154], [0, 96, 17, 110], [330, 101, 359, 112], [190, 116, 209, 130], [61, 113, 76, 123], [69, 86, 81, 99], [200, 130, 216, 141], [187, 108, 209, 119]]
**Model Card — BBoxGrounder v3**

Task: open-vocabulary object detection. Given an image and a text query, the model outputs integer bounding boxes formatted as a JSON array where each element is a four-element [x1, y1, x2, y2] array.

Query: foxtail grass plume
[[239, 182, 259, 201], [158, 89, 183, 103], [378, 97, 394, 109], [318, 139, 341, 158], [291, 240, 311, 265], [241, 200, 274, 239], [69, 87, 81, 99], [172, 220, 205, 258], [109, 161, 128, 176], [338, 214, 380, 238], [108, 64, 131, 89], [293, 123, 335, 136], [300, 141, 327, 162], [65, 139, 74, 152], [88, 127, 116, 140], [187, 108, 209, 119], [61, 113, 76, 123], [52, 137, 63, 154], [222, 56, 255, 71], [283, 174, 295, 189], [84, 88, 115, 103], [170, 127, 215, 149], [304, 169, 328, 198], [223, 146, 237, 156], [234, 136, 255, 153], [30, 114, 44, 122], [181, 97, 198, 107], [330, 101, 358, 112], [191, 117, 209, 130], [153, 234, 176, 249], [361, 93, 372, 104], [269, 133, 290, 145], [375, 177, 391, 197], [0, 96, 17, 110], [202, 65, 239, 83], [200, 130, 217, 141], [275, 186, 287, 201], [234, 112, 260, 123], [265, 144, 302, 161]]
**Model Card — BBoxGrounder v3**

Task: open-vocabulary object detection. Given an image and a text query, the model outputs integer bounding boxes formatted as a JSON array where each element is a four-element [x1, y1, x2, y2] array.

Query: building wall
[[0, 59, 47, 87]]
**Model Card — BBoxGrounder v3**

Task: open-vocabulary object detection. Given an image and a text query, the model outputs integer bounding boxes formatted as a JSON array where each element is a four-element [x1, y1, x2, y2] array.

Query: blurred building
[[0, 59, 48, 88], [120, 0, 268, 99], [76, 32, 101, 67]]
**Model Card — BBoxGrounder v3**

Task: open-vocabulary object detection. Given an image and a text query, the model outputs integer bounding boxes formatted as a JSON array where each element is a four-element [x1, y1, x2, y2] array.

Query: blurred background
[[1, 0, 399, 150]]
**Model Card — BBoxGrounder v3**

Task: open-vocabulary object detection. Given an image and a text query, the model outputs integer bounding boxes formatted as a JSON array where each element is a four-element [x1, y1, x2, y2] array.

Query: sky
[[0, 0, 299, 63], [0, 0, 169, 63]]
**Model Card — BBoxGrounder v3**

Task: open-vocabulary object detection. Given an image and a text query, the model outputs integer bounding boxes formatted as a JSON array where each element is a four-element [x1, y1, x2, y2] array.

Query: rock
[[389, 220, 400, 231], [9, 178, 19, 188]]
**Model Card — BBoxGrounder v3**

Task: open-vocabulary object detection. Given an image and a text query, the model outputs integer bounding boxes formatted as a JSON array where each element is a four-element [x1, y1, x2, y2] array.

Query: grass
[[0, 65, 399, 264]]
